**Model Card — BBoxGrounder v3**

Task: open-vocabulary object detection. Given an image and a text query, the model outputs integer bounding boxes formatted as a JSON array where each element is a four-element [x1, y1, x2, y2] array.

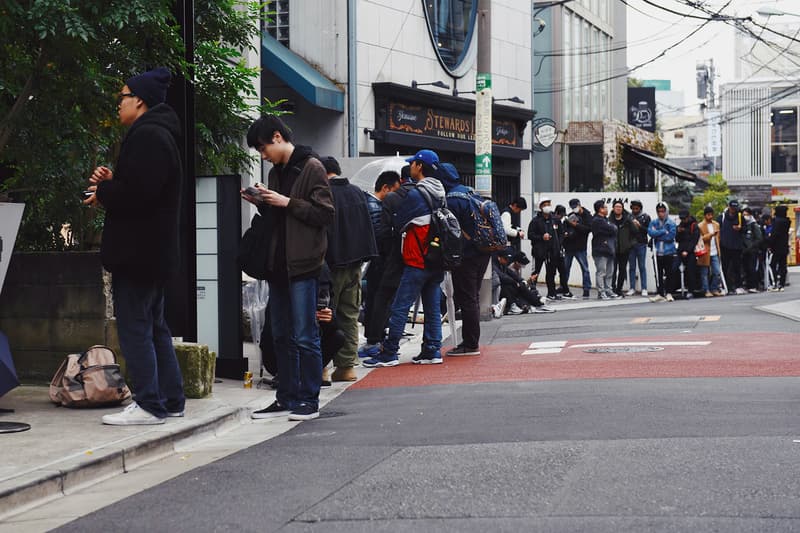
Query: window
[[563, 11, 571, 123], [422, 0, 478, 75], [771, 107, 798, 173], [263, 1, 289, 47]]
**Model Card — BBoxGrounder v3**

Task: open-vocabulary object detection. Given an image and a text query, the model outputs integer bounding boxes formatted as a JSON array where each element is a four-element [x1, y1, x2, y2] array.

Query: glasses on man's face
[[117, 93, 136, 105]]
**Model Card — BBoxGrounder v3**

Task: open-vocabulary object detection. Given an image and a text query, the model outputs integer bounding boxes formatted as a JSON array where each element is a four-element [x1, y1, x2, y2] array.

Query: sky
[[625, 0, 800, 115]]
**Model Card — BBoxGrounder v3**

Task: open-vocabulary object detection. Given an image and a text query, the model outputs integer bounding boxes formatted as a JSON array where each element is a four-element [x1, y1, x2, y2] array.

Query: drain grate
[[584, 346, 665, 353]]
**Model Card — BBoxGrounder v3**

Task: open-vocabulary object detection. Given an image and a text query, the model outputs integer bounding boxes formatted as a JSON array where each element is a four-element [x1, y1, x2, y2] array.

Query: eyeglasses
[[117, 92, 136, 104]]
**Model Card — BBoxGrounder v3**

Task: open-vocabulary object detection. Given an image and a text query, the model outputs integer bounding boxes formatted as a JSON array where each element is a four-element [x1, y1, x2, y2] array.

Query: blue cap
[[405, 149, 440, 169]]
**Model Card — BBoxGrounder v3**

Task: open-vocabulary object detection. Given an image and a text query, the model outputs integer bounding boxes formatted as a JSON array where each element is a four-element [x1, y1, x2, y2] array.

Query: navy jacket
[[325, 177, 377, 268], [591, 214, 618, 257]]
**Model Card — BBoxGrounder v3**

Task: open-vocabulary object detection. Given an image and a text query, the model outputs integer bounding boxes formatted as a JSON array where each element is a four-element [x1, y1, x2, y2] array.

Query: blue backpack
[[446, 190, 508, 253]]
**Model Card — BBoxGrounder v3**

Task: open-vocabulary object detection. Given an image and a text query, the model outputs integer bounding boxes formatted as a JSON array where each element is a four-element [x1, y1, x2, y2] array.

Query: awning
[[261, 33, 344, 112], [624, 145, 698, 182]]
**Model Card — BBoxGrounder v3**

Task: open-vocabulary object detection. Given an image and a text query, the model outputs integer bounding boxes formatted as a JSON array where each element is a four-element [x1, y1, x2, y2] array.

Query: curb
[[0, 405, 246, 521]]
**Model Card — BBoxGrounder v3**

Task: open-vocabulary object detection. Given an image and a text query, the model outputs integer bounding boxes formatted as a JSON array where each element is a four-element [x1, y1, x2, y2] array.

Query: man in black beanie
[[85, 67, 185, 425]]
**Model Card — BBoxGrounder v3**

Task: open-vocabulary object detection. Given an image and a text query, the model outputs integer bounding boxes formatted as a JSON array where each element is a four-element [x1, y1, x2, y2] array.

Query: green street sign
[[476, 72, 492, 92], [475, 154, 492, 174]]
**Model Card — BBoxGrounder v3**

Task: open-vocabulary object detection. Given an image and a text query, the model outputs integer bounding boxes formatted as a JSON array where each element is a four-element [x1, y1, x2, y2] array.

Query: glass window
[[423, 0, 478, 74], [771, 107, 798, 173], [582, 20, 590, 120], [573, 14, 581, 120], [263, 0, 290, 47], [563, 11, 571, 123]]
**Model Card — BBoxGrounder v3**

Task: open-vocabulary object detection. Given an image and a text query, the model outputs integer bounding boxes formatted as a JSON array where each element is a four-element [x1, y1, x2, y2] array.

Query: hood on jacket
[[416, 176, 445, 203], [125, 103, 182, 143], [435, 163, 460, 191], [398, 177, 446, 231]]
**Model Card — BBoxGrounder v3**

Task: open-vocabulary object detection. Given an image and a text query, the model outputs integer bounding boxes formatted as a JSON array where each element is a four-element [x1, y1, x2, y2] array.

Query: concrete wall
[[0, 252, 119, 383]]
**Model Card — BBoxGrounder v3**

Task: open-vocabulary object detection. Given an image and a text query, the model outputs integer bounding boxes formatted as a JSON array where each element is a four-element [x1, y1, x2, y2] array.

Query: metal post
[[164, 0, 197, 342], [347, 0, 358, 157], [477, 0, 494, 320]]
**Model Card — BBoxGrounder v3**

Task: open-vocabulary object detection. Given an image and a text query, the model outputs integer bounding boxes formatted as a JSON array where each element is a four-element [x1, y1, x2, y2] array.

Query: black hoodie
[[97, 103, 182, 281]]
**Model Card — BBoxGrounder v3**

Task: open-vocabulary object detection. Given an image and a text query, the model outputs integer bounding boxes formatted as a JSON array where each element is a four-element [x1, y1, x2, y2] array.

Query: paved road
[[57, 291, 800, 532]]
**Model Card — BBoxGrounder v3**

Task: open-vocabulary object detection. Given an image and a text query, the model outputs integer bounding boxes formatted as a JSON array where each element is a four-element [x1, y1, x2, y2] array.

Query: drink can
[[243, 371, 253, 388]]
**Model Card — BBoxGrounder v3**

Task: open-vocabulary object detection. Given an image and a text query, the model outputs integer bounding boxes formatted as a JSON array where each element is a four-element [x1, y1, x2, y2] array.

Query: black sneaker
[[288, 403, 319, 421], [546, 294, 563, 301], [446, 345, 480, 356], [251, 401, 290, 419], [561, 292, 575, 299], [582, 290, 591, 300]]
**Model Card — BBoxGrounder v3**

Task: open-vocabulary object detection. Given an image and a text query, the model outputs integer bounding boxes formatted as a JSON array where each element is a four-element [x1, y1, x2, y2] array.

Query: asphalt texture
[[56, 290, 800, 532]]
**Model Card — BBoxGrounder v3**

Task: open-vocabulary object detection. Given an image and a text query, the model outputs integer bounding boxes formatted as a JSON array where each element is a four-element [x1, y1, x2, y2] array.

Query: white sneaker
[[649, 294, 665, 303], [508, 303, 524, 315], [666, 293, 674, 302], [492, 297, 507, 319], [102, 403, 165, 426], [534, 305, 556, 313], [625, 289, 636, 296], [641, 290, 648, 297]]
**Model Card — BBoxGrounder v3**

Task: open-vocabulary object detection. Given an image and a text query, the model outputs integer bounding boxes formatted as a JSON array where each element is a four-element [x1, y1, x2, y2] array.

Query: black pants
[[677, 253, 698, 292], [362, 258, 384, 338], [743, 251, 759, 290], [533, 254, 557, 297], [721, 246, 743, 291], [499, 282, 544, 309], [612, 252, 628, 293], [772, 248, 788, 287], [452, 254, 490, 349], [655, 254, 676, 296]]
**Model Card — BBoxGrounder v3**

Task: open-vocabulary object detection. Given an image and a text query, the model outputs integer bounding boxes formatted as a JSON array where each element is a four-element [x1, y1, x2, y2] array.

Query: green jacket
[[608, 211, 637, 254]]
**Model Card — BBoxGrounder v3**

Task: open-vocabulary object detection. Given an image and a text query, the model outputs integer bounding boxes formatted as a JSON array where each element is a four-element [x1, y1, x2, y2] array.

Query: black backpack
[[416, 186, 463, 270]]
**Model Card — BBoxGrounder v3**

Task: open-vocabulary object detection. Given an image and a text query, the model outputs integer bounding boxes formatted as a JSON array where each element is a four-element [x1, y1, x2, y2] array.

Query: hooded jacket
[[648, 210, 677, 256], [741, 216, 763, 254], [770, 206, 791, 253], [393, 177, 446, 269], [563, 207, 592, 252], [590, 213, 617, 257], [608, 209, 637, 254], [265, 145, 335, 281], [718, 209, 744, 250], [97, 103, 182, 281], [676, 216, 700, 256]]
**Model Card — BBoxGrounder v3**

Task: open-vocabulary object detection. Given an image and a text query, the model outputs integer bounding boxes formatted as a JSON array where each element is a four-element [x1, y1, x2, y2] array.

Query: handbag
[[238, 209, 273, 280], [694, 234, 707, 257], [49, 345, 131, 408]]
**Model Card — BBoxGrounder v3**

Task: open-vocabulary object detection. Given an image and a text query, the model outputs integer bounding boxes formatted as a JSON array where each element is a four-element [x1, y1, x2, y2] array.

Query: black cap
[[728, 199, 740, 208], [678, 209, 689, 219], [569, 198, 580, 208], [125, 67, 171, 108]]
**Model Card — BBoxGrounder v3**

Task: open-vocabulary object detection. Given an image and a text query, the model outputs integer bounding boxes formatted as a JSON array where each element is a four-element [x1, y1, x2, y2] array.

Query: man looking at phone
[[85, 67, 185, 426], [243, 115, 334, 421]]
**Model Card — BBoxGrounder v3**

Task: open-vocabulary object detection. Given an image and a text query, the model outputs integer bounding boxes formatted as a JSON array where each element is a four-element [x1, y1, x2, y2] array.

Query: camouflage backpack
[[49, 345, 131, 408]]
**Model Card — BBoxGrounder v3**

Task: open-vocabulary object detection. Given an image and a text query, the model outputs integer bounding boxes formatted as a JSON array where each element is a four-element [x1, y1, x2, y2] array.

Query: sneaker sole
[[447, 351, 480, 356], [362, 360, 399, 368], [166, 411, 184, 418], [102, 417, 165, 426], [414, 358, 443, 365], [251, 411, 290, 419], [288, 411, 320, 421]]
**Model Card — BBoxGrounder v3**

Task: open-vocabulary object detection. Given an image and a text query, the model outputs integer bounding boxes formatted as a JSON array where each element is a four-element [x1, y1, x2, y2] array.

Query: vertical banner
[[475, 72, 492, 196], [707, 109, 721, 158], [0, 203, 25, 296], [627, 87, 656, 133]]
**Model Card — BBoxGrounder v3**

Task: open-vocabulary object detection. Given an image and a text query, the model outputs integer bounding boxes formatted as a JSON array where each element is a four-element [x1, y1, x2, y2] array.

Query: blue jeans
[[382, 266, 444, 357], [269, 277, 322, 410], [564, 250, 591, 292], [628, 244, 648, 291], [112, 274, 185, 418], [700, 255, 722, 292]]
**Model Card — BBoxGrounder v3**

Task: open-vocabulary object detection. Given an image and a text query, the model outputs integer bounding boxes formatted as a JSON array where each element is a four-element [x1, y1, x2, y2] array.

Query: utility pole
[[476, 0, 494, 320], [475, 0, 492, 197]]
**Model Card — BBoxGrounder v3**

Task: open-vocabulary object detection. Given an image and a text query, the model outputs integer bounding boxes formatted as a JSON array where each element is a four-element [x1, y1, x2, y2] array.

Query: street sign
[[475, 72, 492, 196]]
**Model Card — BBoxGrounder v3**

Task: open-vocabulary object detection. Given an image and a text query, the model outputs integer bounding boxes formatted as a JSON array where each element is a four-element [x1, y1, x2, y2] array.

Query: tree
[[0, 0, 264, 250], [690, 173, 731, 219], [627, 77, 645, 88]]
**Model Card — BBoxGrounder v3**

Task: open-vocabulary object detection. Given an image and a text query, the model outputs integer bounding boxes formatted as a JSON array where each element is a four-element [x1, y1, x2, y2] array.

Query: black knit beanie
[[126, 67, 171, 108]]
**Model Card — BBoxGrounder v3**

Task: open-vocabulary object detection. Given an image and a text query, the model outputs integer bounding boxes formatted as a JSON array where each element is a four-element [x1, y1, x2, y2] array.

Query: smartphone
[[81, 190, 94, 199], [244, 186, 262, 197]]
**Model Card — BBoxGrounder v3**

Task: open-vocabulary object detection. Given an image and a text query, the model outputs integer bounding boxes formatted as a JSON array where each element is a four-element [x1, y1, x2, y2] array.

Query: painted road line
[[630, 316, 721, 324], [527, 340, 568, 349], [522, 348, 565, 356], [569, 341, 712, 349]]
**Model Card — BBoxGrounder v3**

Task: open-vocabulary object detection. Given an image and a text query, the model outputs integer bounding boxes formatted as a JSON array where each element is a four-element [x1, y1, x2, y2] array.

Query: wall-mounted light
[[453, 89, 476, 97], [411, 80, 450, 90], [494, 96, 525, 104]]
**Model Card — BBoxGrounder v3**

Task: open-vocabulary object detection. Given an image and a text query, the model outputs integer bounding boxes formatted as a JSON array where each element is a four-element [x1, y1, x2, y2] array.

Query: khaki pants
[[330, 263, 362, 368]]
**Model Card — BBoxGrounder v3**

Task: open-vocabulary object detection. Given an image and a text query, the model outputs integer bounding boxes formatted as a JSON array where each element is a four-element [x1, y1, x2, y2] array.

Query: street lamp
[[756, 7, 800, 17], [494, 96, 525, 104], [411, 80, 450, 90]]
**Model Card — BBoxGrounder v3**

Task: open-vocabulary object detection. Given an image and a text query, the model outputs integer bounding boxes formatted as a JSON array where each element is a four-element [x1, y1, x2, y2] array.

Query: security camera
[[534, 18, 546, 35]]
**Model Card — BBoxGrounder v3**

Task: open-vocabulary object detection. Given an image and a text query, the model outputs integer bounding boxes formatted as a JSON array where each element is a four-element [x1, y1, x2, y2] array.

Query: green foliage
[[690, 173, 731, 219], [663, 179, 693, 214], [0, 0, 264, 250], [627, 77, 644, 88]]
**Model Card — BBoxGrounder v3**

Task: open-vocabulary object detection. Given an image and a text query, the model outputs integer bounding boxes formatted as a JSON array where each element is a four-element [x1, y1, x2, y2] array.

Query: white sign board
[[0, 203, 25, 296], [707, 110, 721, 158], [530, 193, 661, 293]]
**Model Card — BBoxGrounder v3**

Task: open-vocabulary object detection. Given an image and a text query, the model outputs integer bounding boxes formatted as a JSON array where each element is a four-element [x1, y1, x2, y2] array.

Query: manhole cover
[[584, 346, 665, 353]]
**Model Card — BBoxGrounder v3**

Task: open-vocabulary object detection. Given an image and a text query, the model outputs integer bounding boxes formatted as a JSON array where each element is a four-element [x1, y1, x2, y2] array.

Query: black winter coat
[[676, 217, 700, 256], [590, 214, 617, 257], [770, 215, 791, 253], [97, 104, 182, 281], [325, 177, 377, 268], [563, 208, 592, 252], [528, 213, 561, 260]]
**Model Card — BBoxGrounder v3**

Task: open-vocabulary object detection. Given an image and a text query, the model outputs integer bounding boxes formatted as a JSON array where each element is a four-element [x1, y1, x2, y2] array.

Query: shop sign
[[387, 102, 519, 146], [532, 118, 557, 152], [628, 87, 656, 133]]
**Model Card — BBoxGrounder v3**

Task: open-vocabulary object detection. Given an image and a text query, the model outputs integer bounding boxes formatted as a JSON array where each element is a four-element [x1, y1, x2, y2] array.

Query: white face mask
[[572, 207, 580, 214], [542, 206, 553, 215], [744, 215, 753, 223]]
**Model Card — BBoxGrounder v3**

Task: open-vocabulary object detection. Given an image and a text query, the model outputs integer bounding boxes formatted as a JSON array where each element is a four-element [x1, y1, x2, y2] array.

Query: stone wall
[[0, 252, 119, 382]]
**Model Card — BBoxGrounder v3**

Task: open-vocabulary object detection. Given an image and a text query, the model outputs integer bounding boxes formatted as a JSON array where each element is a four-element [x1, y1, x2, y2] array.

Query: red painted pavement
[[352, 332, 800, 390]]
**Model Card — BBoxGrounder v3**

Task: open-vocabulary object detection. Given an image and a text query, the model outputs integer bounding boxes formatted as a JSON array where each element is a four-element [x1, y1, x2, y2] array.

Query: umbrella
[[0, 331, 19, 399], [349, 155, 409, 191]]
